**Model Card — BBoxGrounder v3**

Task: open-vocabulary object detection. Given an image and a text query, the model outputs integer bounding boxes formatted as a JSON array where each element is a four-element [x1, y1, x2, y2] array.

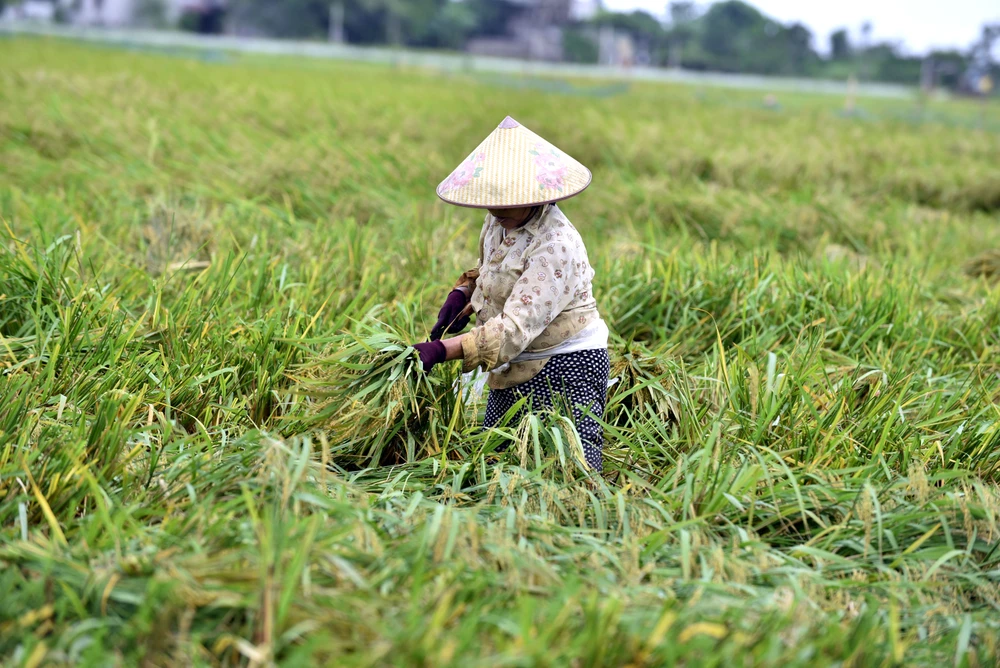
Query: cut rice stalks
[[291, 326, 467, 468], [607, 341, 682, 426]]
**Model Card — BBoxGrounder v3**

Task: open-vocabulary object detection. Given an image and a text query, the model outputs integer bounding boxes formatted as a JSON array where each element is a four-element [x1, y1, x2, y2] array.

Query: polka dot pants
[[483, 348, 610, 471]]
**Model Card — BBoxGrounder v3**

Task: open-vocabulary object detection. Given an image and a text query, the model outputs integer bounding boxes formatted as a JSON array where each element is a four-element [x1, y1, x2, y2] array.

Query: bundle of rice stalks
[[291, 327, 464, 468], [964, 249, 1000, 281], [606, 342, 682, 426], [143, 202, 215, 276]]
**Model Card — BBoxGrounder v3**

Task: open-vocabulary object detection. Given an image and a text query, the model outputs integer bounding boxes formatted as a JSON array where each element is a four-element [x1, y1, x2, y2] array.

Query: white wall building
[[1, 0, 56, 22], [0, 0, 192, 27], [75, 0, 135, 26], [71, 0, 191, 27], [570, 0, 600, 21]]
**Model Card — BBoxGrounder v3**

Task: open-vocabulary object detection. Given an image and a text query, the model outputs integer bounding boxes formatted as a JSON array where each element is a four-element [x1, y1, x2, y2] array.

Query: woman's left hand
[[430, 289, 471, 341]]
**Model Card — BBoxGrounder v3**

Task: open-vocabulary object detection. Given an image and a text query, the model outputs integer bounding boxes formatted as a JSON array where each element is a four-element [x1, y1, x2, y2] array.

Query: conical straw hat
[[436, 116, 592, 209]]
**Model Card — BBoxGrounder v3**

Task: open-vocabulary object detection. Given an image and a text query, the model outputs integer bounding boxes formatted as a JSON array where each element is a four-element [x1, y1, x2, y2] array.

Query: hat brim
[[436, 171, 592, 209], [436, 116, 592, 209]]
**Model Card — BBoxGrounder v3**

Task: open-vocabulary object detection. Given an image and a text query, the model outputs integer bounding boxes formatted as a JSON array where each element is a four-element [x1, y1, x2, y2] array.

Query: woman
[[413, 116, 609, 471]]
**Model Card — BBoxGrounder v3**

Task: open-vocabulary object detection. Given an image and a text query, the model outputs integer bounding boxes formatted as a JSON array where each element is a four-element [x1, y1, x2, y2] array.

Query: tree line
[[218, 0, 997, 91], [17, 0, 995, 91]]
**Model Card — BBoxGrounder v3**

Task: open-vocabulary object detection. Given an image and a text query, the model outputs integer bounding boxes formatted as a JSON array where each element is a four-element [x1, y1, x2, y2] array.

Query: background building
[[466, 0, 579, 62]]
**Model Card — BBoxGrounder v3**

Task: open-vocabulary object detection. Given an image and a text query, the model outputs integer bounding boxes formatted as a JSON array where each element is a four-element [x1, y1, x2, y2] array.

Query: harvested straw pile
[[294, 329, 459, 468], [606, 342, 681, 425], [143, 202, 216, 275], [964, 249, 1000, 281]]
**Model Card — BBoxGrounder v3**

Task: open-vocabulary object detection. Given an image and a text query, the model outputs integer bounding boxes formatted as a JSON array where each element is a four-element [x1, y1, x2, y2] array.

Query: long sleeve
[[462, 235, 586, 372]]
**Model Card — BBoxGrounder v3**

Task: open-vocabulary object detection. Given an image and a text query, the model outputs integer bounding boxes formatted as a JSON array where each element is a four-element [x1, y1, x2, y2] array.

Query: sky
[[596, 0, 999, 55]]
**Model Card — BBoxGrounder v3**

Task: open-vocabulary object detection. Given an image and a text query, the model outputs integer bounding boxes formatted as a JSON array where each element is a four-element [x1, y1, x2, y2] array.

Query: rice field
[[2, 37, 1000, 666]]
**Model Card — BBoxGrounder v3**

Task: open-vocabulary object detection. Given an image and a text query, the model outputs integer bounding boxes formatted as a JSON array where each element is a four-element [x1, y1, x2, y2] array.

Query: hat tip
[[498, 116, 520, 129]]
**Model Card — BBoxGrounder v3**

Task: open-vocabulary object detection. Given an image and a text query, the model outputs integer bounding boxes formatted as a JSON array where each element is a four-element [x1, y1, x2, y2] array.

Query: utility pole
[[845, 73, 857, 114], [329, 2, 345, 43], [859, 21, 872, 82], [386, 7, 401, 46], [920, 56, 934, 94], [964, 23, 998, 130]]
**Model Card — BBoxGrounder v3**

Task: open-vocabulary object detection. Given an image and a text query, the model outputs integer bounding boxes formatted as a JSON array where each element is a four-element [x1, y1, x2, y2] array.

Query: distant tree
[[357, 0, 433, 45], [563, 26, 599, 64], [133, 0, 168, 28], [619, 10, 663, 38], [229, 0, 514, 46], [179, 2, 226, 34], [830, 28, 850, 60], [783, 22, 815, 74], [341, 1, 386, 43], [700, 1, 766, 70], [848, 40, 922, 85], [418, 1, 478, 50], [465, 0, 523, 38], [688, 1, 822, 75], [666, 1, 698, 68]]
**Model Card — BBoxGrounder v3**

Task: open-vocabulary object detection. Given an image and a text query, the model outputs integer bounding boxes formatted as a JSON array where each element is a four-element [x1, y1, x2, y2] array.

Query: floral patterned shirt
[[460, 204, 601, 389]]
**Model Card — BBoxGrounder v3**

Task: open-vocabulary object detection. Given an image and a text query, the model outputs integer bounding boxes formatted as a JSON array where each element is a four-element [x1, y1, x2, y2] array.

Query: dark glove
[[412, 341, 447, 372], [430, 289, 471, 341]]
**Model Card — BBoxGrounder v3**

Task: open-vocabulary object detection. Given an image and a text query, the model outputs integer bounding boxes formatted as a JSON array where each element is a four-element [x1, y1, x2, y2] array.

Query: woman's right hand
[[430, 288, 472, 341], [412, 341, 447, 372]]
